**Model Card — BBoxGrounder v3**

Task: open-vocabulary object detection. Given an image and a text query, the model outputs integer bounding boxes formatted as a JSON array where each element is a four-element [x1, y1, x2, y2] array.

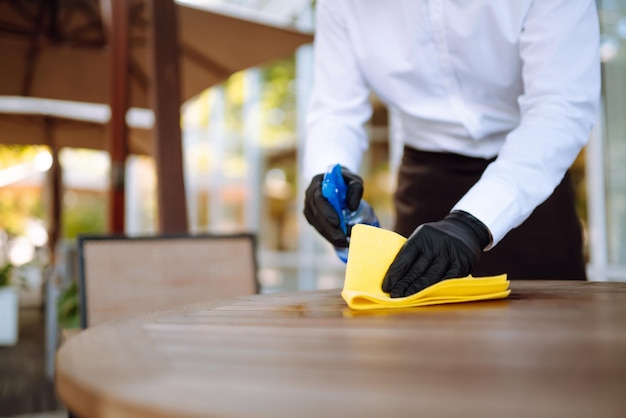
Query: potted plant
[[58, 279, 80, 335], [0, 262, 18, 345]]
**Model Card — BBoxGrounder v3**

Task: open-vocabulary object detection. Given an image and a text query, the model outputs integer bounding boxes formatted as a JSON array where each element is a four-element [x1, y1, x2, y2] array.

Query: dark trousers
[[393, 147, 586, 280]]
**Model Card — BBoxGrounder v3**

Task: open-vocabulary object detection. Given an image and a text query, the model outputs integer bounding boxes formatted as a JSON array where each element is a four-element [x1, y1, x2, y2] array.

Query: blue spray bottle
[[321, 164, 380, 263]]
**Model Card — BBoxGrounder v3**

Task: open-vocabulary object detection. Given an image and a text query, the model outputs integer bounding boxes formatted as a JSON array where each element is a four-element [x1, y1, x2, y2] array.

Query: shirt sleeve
[[302, 0, 373, 181], [452, 0, 601, 248]]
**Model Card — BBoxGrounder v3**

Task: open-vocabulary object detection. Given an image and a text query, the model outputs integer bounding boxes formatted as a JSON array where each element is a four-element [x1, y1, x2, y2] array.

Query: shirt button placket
[[429, 0, 476, 138]]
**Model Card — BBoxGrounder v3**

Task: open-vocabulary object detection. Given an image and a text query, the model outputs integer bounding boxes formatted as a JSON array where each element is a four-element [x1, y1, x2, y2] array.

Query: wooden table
[[55, 281, 626, 418]]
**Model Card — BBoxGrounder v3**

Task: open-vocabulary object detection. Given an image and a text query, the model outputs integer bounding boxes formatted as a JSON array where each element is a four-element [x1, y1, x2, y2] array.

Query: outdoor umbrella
[[0, 112, 152, 155], [0, 0, 313, 234], [0, 0, 313, 108]]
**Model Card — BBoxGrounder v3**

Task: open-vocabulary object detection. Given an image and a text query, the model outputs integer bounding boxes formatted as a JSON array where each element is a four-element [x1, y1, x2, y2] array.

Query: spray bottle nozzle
[[321, 164, 348, 234]]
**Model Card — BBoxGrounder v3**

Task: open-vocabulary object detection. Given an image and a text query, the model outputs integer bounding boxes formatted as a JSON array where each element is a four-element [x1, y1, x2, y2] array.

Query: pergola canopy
[[0, 0, 313, 108]]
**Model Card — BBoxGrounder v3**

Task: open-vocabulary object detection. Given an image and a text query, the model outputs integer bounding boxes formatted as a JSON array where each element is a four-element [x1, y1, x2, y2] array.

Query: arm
[[453, 0, 601, 247], [383, 0, 601, 296], [302, 0, 372, 181], [302, 0, 373, 245]]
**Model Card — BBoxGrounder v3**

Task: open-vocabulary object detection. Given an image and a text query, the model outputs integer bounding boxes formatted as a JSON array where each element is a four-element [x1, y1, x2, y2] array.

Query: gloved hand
[[303, 167, 364, 247], [382, 210, 491, 298]]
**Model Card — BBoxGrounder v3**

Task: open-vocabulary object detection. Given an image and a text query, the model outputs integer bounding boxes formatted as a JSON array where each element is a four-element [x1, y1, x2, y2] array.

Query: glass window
[[598, 1, 626, 275]]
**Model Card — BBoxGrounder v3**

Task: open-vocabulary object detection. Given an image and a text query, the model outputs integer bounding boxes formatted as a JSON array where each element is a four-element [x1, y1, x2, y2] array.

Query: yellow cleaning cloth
[[341, 224, 510, 310]]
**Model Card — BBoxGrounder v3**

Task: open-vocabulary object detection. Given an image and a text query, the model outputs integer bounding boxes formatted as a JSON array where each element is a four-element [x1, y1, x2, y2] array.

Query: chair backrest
[[77, 233, 258, 328]]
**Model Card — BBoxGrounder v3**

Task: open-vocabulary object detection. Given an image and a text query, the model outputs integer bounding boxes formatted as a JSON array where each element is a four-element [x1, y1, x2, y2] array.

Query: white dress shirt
[[303, 0, 601, 247]]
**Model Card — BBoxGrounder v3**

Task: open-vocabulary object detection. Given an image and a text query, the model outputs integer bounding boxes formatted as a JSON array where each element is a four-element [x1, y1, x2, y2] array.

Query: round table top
[[56, 281, 626, 418]]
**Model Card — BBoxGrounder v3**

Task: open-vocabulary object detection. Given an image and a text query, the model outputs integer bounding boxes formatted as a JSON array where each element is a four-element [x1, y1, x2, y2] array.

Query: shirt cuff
[[451, 176, 520, 250]]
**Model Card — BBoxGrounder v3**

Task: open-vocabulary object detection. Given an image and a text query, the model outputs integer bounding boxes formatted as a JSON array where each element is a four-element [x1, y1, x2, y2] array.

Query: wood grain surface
[[55, 281, 626, 418]]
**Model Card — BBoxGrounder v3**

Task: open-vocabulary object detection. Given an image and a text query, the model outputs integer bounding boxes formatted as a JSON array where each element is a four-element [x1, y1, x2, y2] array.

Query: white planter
[[0, 286, 18, 346]]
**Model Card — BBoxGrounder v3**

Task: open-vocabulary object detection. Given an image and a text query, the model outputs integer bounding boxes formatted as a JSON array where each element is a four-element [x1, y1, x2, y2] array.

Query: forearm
[[453, 0, 600, 247]]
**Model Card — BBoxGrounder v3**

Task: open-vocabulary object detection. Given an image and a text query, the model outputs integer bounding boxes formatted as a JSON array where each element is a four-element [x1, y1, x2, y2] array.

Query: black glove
[[303, 167, 364, 247], [382, 210, 491, 298]]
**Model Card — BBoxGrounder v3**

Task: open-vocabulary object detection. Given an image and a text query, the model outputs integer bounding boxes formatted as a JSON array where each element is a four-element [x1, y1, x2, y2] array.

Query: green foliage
[[0, 145, 45, 168], [62, 192, 106, 239], [57, 280, 80, 329], [0, 263, 13, 287], [260, 57, 297, 146], [224, 71, 246, 132], [0, 189, 45, 235], [0, 145, 47, 236]]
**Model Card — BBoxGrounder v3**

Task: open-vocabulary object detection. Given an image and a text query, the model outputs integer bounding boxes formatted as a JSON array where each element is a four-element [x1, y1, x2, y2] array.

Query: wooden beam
[[44, 117, 61, 263], [147, 0, 189, 234], [102, 0, 130, 234]]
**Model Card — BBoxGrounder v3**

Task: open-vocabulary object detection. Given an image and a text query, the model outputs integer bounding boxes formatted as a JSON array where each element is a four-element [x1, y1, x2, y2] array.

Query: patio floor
[[0, 307, 65, 417]]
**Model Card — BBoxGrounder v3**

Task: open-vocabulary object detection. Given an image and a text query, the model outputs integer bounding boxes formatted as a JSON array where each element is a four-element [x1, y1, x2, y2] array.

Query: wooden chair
[[77, 233, 258, 328]]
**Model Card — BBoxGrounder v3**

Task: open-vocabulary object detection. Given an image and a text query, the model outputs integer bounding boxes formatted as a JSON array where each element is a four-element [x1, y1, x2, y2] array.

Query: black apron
[[393, 146, 586, 280]]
